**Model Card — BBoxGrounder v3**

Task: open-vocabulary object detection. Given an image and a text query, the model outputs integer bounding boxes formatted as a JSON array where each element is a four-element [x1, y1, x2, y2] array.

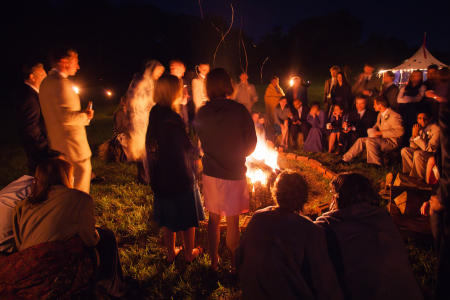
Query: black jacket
[[194, 98, 257, 180], [291, 104, 310, 123], [347, 109, 377, 138], [146, 104, 197, 196], [15, 84, 48, 152]]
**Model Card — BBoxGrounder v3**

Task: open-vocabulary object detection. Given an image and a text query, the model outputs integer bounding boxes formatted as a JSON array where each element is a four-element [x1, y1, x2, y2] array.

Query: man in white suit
[[39, 48, 94, 193], [342, 97, 404, 166]]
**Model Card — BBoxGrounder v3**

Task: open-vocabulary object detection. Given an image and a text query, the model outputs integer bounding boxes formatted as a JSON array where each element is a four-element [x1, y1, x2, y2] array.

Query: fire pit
[[246, 133, 280, 211], [245, 132, 334, 219]]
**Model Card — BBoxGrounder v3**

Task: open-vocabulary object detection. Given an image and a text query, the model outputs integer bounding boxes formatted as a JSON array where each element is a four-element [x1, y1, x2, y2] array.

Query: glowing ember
[[72, 85, 80, 94], [106, 90, 113, 97], [246, 132, 279, 185]]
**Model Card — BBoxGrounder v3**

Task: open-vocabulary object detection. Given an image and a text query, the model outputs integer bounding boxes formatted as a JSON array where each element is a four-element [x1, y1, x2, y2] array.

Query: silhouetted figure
[[316, 173, 423, 300], [16, 62, 48, 174], [238, 171, 343, 300]]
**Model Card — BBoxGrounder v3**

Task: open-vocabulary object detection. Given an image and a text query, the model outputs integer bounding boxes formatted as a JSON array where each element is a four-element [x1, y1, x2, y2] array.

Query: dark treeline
[[4, 1, 450, 102]]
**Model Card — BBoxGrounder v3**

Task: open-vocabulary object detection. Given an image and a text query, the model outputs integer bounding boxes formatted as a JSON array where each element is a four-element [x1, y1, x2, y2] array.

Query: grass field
[[0, 82, 437, 299]]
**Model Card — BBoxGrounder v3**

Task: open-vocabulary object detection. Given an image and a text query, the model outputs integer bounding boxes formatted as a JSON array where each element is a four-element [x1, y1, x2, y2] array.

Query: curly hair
[[271, 170, 308, 212]]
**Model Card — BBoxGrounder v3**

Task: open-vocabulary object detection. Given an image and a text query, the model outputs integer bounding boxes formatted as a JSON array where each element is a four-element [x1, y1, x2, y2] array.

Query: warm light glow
[[247, 169, 268, 185], [246, 132, 279, 185], [289, 78, 294, 87], [106, 90, 113, 97], [72, 85, 80, 94]]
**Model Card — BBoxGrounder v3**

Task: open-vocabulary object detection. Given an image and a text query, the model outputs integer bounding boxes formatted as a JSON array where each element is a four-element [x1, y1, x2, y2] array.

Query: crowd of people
[[0, 45, 449, 299], [265, 63, 448, 182]]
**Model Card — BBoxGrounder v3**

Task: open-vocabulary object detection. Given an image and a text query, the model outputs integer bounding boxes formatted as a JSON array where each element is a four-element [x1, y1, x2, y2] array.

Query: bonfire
[[246, 132, 280, 209]]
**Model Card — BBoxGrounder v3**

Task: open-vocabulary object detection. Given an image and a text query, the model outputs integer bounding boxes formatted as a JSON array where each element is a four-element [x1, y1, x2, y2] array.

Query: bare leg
[[328, 132, 336, 153], [426, 156, 436, 184], [208, 212, 221, 270], [183, 227, 201, 262], [163, 227, 180, 262], [225, 215, 240, 270]]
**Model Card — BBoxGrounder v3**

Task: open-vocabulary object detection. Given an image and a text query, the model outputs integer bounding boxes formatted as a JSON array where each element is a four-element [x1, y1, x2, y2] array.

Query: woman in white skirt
[[194, 68, 257, 271]]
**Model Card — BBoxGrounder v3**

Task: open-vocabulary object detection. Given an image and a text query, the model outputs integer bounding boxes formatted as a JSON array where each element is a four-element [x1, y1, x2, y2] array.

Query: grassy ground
[[0, 82, 436, 299]]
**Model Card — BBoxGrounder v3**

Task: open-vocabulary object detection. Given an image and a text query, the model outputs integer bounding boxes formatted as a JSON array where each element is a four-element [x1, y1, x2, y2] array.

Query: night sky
[[141, 0, 450, 51], [2, 0, 449, 102]]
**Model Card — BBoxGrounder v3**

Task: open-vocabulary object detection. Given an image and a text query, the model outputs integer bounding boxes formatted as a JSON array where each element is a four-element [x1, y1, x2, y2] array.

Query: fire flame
[[246, 132, 279, 185], [72, 85, 80, 94]]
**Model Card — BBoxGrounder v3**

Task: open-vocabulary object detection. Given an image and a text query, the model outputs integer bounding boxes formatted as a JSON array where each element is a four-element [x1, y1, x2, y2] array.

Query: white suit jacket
[[372, 108, 404, 146], [39, 70, 91, 161]]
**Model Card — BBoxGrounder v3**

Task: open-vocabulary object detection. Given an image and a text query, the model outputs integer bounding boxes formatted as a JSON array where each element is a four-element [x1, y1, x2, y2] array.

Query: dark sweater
[[237, 207, 343, 300], [315, 203, 423, 300], [194, 98, 257, 180], [146, 104, 196, 196]]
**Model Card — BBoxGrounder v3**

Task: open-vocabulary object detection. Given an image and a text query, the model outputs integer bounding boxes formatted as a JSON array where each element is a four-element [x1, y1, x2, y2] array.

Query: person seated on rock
[[342, 97, 404, 167], [315, 172, 423, 300], [340, 95, 377, 153], [12, 158, 126, 297], [401, 111, 440, 181], [236, 171, 343, 300]]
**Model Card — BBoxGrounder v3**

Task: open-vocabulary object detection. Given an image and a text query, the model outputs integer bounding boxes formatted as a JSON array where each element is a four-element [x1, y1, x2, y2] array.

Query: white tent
[[378, 41, 449, 84]]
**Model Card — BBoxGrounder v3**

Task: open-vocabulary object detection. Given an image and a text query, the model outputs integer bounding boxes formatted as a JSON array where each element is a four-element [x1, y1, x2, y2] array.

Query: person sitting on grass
[[327, 104, 344, 153], [342, 97, 404, 167], [289, 98, 310, 150], [236, 171, 343, 300], [303, 103, 326, 152], [339, 95, 377, 153], [315, 173, 422, 300], [12, 158, 126, 297], [0, 149, 63, 255], [146, 74, 204, 264]]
